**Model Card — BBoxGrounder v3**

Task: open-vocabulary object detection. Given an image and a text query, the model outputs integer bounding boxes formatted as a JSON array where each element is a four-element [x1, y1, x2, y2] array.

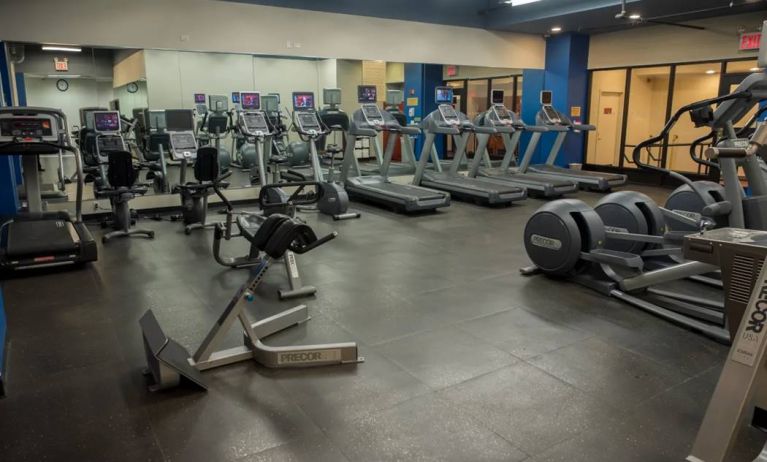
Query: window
[[623, 66, 671, 169], [667, 63, 722, 174], [725, 59, 761, 73], [586, 69, 626, 167]]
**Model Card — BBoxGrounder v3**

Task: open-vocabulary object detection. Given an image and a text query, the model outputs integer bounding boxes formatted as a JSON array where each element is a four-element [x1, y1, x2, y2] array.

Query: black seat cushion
[[195, 147, 219, 182], [106, 151, 137, 188]]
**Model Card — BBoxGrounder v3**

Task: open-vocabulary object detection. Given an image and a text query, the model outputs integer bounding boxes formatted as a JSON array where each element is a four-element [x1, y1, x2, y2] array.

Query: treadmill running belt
[[368, 182, 446, 200], [6, 220, 78, 257]]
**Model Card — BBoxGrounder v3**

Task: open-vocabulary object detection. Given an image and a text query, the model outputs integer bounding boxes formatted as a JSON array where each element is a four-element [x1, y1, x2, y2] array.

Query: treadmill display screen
[[231, 92, 240, 104], [94, 111, 121, 132], [439, 104, 460, 123], [194, 93, 206, 104], [241, 92, 260, 110], [297, 112, 320, 130], [357, 85, 377, 103], [165, 109, 195, 132], [171, 133, 197, 150], [491, 89, 504, 104], [261, 95, 279, 113], [243, 112, 268, 132], [208, 95, 228, 112], [147, 111, 166, 131], [293, 92, 315, 110], [0, 118, 54, 138], [493, 105, 513, 122], [540, 90, 553, 105], [207, 115, 228, 134], [435, 86, 454, 104], [362, 104, 384, 122]]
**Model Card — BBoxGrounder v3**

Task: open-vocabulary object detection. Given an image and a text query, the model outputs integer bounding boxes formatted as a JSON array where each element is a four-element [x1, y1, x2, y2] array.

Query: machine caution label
[[530, 234, 562, 250], [731, 257, 767, 367], [287, 253, 299, 277]]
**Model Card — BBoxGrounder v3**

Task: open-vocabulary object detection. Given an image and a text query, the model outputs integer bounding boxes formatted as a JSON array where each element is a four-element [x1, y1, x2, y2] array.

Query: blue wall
[[0, 42, 20, 216], [404, 63, 444, 159], [520, 33, 590, 167]]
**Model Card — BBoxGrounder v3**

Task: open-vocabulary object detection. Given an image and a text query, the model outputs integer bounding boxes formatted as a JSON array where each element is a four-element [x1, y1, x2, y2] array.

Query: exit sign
[[53, 57, 68, 71], [740, 32, 762, 51], [446, 65, 458, 77]]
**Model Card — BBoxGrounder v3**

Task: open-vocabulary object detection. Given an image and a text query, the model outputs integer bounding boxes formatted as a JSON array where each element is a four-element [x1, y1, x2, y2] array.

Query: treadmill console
[[169, 132, 198, 161], [491, 104, 514, 126], [437, 104, 461, 126], [539, 91, 562, 125], [241, 111, 270, 137], [93, 111, 126, 156], [0, 113, 62, 154], [295, 111, 322, 136], [361, 103, 385, 127]]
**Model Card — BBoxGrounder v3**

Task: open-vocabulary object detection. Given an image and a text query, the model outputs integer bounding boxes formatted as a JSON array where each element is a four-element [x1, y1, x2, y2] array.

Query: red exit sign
[[740, 32, 762, 51]]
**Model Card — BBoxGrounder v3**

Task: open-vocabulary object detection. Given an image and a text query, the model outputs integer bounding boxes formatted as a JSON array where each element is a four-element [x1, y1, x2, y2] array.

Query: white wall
[[336, 60, 363, 115], [113, 80, 148, 118], [0, 0, 545, 69], [24, 76, 113, 132], [589, 12, 764, 69]]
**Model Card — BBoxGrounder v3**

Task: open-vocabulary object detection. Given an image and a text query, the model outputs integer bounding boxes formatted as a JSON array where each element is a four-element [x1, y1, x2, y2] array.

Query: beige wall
[[589, 12, 764, 69], [0, 0, 545, 69], [336, 60, 363, 115], [386, 62, 405, 83], [113, 50, 145, 88], [586, 69, 626, 166]]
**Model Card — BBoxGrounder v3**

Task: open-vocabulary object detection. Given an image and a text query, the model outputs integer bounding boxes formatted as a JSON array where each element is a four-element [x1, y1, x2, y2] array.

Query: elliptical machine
[[290, 91, 360, 220], [198, 94, 233, 173], [229, 91, 261, 171]]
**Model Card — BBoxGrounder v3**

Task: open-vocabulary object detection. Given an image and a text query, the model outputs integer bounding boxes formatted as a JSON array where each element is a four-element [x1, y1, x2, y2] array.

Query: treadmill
[[413, 87, 527, 205], [519, 90, 627, 192], [0, 107, 97, 271], [468, 103, 578, 198], [342, 97, 451, 213], [357, 89, 418, 177]]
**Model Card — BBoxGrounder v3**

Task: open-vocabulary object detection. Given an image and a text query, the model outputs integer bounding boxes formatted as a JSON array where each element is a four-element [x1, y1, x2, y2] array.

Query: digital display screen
[[94, 111, 121, 132], [293, 92, 315, 110], [324, 88, 341, 105], [494, 105, 512, 121], [165, 109, 195, 132], [357, 85, 377, 103], [208, 95, 228, 112], [541, 90, 553, 105], [261, 95, 279, 112], [298, 112, 320, 129], [241, 92, 260, 110], [194, 93, 206, 104], [435, 86, 454, 104], [386, 90, 403, 106], [491, 89, 504, 104], [0, 118, 53, 138], [440, 105, 459, 122], [172, 133, 197, 150], [362, 104, 383, 120], [243, 113, 268, 131], [207, 115, 228, 133], [232, 92, 241, 104]]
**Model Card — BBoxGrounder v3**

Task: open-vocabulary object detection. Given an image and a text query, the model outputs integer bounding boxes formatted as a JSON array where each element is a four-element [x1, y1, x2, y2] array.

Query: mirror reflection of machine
[[134, 109, 170, 193], [198, 94, 232, 173], [230, 91, 261, 171], [291, 91, 360, 220], [92, 110, 128, 190]]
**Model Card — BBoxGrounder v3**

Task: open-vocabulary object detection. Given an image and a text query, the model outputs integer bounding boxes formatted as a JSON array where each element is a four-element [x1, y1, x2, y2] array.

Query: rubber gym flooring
[[0, 184, 763, 461]]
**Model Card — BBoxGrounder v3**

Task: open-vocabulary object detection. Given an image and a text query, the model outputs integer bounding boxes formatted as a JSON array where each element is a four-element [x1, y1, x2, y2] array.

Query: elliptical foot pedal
[[139, 310, 207, 391]]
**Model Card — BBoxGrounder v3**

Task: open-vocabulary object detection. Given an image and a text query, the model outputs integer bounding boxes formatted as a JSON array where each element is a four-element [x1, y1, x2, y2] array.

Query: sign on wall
[[740, 32, 762, 51], [53, 57, 69, 72], [446, 65, 458, 77]]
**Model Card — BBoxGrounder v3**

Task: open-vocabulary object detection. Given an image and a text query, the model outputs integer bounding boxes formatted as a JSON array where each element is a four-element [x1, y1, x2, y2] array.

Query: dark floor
[[1, 183, 763, 462]]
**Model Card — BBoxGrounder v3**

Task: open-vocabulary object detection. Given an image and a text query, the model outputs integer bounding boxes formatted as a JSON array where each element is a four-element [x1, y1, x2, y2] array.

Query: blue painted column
[[404, 63, 443, 159], [0, 42, 20, 216], [519, 69, 545, 164], [536, 32, 590, 167]]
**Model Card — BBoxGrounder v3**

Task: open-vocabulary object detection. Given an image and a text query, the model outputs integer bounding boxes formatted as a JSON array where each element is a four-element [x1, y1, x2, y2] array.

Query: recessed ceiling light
[[551, 26, 562, 33], [629, 13, 641, 20], [504, 0, 542, 5], [751, 67, 762, 72], [42, 45, 81, 53], [705, 70, 716, 74]]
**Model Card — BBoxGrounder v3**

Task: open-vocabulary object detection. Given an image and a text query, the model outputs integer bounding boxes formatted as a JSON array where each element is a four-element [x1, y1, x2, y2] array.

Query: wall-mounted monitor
[[435, 86, 454, 104], [357, 85, 377, 103], [491, 89, 505, 105], [194, 93, 206, 104], [292, 92, 315, 110], [323, 88, 341, 106], [261, 94, 280, 113], [540, 90, 553, 105], [208, 95, 228, 112], [165, 109, 195, 132], [93, 111, 121, 132], [240, 91, 261, 110]]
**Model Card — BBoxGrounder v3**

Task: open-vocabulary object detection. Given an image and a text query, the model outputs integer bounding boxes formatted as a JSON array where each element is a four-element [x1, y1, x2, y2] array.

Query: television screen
[[541, 90, 553, 105], [208, 95, 228, 112], [435, 86, 453, 104], [261, 94, 279, 113], [324, 88, 341, 105], [357, 85, 377, 103], [241, 92, 260, 110], [232, 92, 241, 104], [491, 89, 504, 104], [94, 111, 121, 132], [292, 92, 315, 110], [194, 93, 206, 104], [165, 109, 195, 132]]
